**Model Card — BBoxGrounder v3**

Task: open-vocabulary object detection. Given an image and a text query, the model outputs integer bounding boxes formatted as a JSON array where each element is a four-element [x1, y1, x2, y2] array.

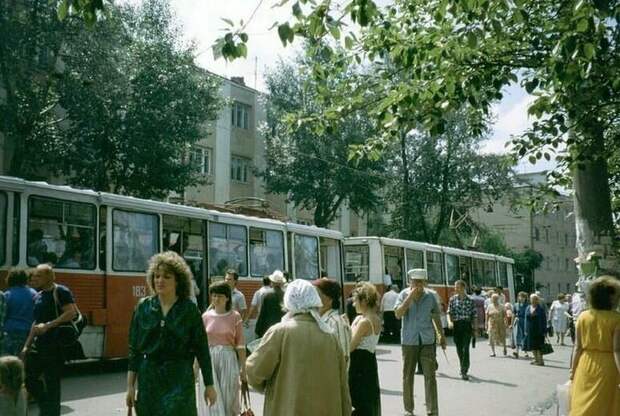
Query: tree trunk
[[571, 128, 618, 279], [400, 129, 410, 240]]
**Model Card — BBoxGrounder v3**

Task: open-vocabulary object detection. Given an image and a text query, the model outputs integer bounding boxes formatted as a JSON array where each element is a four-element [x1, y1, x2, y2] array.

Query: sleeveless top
[[354, 316, 381, 353]]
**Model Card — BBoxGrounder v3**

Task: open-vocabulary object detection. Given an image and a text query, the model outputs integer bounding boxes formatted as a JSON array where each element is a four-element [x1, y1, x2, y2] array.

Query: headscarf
[[283, 279, 334, 334]]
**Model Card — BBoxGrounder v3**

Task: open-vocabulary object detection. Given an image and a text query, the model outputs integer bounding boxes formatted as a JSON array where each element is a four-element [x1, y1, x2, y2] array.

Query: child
[[0, 356, 27, 416]]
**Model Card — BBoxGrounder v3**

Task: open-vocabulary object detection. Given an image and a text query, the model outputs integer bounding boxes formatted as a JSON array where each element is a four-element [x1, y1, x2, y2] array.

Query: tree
[[1, 0, 222, 198], [385, 113, 516, 244], [218, 0, 619, 274], [260, 50, 385, 227]]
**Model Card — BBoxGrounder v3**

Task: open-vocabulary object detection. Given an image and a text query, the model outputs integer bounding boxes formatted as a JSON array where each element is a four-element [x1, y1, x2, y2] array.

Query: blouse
[[202, 309, 244, 348]]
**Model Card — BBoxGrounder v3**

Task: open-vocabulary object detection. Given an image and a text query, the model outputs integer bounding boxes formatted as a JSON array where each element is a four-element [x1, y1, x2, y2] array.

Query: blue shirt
[[395, 288, 440, 346], [3, 286, 37, 333]]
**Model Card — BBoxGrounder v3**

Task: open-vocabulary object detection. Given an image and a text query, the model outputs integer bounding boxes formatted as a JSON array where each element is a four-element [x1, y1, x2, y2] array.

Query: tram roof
[[285, 222, 344, 239]]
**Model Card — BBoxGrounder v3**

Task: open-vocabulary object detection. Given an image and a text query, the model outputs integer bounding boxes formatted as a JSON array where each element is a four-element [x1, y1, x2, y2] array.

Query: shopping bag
[[556, 381, 571, 416], [541, 342, 554, 355], [240, 381, 255, 416]]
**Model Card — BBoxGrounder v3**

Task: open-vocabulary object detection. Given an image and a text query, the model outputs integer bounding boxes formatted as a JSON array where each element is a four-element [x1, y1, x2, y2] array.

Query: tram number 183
[[132, 285, 147, 298]]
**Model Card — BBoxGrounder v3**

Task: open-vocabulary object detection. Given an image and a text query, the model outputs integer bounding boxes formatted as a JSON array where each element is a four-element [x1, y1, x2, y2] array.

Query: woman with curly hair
[[126, 251, 217, 415], [349, 282, 382, 416]]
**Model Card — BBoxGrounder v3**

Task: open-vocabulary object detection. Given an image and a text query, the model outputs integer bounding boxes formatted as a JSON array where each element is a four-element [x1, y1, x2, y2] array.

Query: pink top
[[202, 309, 245, 348]]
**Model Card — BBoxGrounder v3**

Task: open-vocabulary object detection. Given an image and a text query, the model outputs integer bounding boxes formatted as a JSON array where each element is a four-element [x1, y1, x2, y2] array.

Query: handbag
[[556, 381, 571, 416], [240, 381, 255, 416], [52, 284, 87, 347], [541, 341, 554, 355]]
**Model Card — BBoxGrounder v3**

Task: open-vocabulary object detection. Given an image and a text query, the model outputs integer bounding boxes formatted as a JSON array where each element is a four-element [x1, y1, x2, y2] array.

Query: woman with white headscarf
[[245, 279, 352, 416]]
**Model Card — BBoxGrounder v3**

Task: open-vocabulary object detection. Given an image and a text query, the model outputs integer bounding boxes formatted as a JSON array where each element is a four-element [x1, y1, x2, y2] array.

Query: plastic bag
[[556, 381, 571, 416]]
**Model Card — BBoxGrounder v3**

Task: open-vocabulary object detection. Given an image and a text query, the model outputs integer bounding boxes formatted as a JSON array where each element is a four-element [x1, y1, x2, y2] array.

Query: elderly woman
[[313, 278, 352, 364], [523, 293, 547, 366], [198, 281, 246, 416], [486, 294, 507, 357], [246, 279, 351, 416], [548, 293, 570, 345], [570, 276, 620, 416], [512, 292, 529, 359], [126, 251, 216, 416]]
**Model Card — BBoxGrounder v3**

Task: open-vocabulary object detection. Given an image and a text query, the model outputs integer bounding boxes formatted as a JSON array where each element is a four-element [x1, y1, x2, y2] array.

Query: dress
[[513, 302, 528, 349], [570, 310, 620, 416], [349, 316, 381, 416], [470, 294, 486, 330], [0, 389, 27, 416], [524, 305, 547, 351], [255, 288, 284, 338], [549, 300, 569, 334], [486, 303, 506, 346], [199, 310, 244, 416], [128, 296, 214, 416]]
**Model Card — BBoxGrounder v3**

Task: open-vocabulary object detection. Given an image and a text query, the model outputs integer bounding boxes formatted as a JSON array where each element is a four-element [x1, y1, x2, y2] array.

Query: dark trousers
[[382, 311, 400, 341], [453, 320, 473, 375], [25, 346, 64, 416]]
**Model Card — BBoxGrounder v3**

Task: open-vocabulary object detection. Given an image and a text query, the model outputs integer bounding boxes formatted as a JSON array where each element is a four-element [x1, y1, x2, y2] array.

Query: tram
[[0, 176, 345, 359], [343, 236, 515, 305]]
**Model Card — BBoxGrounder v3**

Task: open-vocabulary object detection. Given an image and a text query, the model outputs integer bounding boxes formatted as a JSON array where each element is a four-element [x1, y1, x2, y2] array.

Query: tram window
[[405, 249, 424, 271], [0, 192, 6, 265], [345, 245, 369, 282], [28, 196, 96, 269], [163, 215, 205, 285], [320, 237, 341, 280], [498, 262, 509, 287], [249, 227, 284, 278], [446, 254, 460, 285], [472, 258, 484, 287], [112, 210, 158, 272], [384, 246, 405, 288], [426, 251, 444, 284], [458, 256, 472, 287], [209, 222, 247, 277], [483, 260, 496, 287], [293, 234, 319, 280], [11, 195, 20, 265]]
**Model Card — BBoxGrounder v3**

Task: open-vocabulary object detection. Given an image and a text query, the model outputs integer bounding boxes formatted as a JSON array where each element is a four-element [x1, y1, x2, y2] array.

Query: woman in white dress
[[549, 293, 570, 345]]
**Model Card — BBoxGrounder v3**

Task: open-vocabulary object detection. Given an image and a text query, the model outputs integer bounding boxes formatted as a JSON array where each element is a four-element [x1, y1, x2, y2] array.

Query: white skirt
[[197, 345, 241, 416]]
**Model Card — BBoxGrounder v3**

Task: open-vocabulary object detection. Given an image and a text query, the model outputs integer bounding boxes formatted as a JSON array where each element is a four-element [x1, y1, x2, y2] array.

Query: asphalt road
[[28, 337, 572, 415]]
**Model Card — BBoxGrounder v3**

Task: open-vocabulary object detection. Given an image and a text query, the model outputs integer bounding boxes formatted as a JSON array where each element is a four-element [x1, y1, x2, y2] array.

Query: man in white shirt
[[248, 277, 271, 320], [225, 269, 247, 320], [381, 284, 400, 341]]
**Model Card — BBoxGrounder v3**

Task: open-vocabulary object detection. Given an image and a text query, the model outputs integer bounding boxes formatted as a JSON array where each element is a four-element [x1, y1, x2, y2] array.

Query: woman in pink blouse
[[198, 281, 246, 416]]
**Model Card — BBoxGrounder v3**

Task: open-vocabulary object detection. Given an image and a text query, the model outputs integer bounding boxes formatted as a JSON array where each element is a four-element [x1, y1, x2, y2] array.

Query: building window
[[230, 156, 250, 183], [190, 147, 211, 175], [545, 228, 549, 243], [564, 233, 568, 246], [565, 258, 569, 270], [231, 102, 250, 129], [534, 227, 540, 241]]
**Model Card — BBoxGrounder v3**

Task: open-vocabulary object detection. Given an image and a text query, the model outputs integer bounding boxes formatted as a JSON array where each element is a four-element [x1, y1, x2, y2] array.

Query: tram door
[[383, 245, 405, 289]]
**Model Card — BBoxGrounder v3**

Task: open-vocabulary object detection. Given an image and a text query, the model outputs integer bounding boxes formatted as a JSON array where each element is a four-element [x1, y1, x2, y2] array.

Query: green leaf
[[278, 23, 294, 46], [344, 36, 354, 50], [292, 2, 303, 18], [528, 155, 537, 164], [583, 43, 595, 59], [329, 24, 341, 40], [239, 33, 249, 43], [576, 18, 588, 32], [467, 32, 477, 48], [221, 18, 234, 27], [58, 0, 70, 21], [237, 43, 248, 58]]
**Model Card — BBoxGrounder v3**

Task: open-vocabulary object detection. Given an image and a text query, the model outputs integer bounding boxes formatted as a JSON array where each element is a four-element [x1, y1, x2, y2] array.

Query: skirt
[[349, 349, 381, 416], [197, 345, 240, 416]]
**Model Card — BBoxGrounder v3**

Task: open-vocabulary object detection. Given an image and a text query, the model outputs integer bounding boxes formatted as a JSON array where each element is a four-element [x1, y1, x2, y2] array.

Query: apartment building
[[472, 172, 579, 300]]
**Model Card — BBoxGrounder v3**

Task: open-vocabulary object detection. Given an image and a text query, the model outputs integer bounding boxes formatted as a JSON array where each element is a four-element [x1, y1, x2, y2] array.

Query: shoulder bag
[[52, 284, 87, 347], [541, 338, 554, 355]]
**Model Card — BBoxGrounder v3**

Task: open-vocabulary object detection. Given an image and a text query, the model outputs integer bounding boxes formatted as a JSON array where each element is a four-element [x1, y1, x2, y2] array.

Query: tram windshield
[[446, 254, 460, 285], [384, 246, 405, 288], [249, 227, 284, 277], [345, 244, 369, 282], [426, 251, 444, 284], [163, 215, 204, 283], [293, 234, 319, 280]]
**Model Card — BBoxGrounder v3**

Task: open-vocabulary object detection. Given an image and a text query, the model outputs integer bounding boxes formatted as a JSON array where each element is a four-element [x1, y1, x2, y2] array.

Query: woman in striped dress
[[199, 281, 246, 416]]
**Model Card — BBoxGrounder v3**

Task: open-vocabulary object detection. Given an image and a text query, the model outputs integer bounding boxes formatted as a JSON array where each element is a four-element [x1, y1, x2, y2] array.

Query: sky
[[170, 0, 556, 174]]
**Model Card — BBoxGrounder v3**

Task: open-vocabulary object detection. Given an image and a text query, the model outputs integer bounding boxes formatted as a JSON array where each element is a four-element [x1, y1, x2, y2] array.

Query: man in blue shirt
[[22, 264, 78, 416], [395, 269, 446, 416]]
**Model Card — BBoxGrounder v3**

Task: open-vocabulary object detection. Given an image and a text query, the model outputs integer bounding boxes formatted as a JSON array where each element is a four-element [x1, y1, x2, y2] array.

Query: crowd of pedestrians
[[1, 250, 617, 416]]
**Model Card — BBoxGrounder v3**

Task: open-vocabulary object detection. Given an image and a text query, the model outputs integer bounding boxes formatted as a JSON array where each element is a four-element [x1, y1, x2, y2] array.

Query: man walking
[[381, 284, 400, 342], [395, 269, 446, 416], [225, 269, 248, 320], [22, 264, 78, 416], [447, 280, 478, 380]]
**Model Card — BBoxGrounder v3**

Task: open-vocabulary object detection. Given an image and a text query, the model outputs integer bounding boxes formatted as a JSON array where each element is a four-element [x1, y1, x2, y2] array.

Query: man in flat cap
[[395, 268, 446, 416]]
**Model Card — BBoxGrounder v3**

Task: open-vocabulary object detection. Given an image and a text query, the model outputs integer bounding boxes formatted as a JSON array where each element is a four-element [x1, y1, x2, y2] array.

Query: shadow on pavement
[[468, 375, 518, 387], [380, 388, 403, 397]]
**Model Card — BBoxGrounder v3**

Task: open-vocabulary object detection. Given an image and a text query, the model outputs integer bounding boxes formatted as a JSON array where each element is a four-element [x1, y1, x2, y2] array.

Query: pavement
[[29, 337, 572, 415]]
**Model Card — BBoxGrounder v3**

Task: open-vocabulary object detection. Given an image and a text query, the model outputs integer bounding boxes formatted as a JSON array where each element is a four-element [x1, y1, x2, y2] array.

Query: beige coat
[[246, 313, 352, 416]]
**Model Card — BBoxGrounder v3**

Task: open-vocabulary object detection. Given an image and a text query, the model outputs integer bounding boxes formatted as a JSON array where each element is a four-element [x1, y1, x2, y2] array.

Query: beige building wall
[[472, 172, 578, 301]]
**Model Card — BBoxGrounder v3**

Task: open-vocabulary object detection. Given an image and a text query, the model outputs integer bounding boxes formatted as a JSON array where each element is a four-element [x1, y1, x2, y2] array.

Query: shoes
[[403, 412, 414, 416], [461, 374, 469, 380], [503, 347, 507, 355], [490, 353, 496, 357], [512, 351, 519, 358]]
